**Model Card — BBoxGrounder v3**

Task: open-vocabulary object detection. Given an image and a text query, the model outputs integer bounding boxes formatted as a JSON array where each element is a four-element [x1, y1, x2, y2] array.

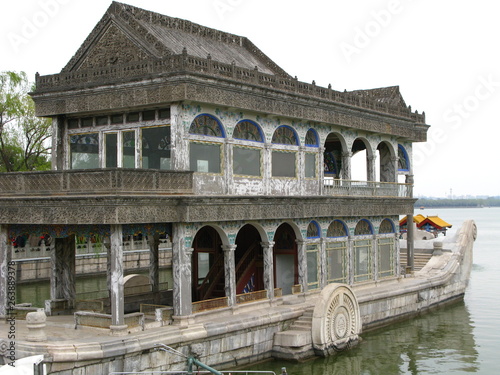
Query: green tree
[[0, 71, 51, 172]]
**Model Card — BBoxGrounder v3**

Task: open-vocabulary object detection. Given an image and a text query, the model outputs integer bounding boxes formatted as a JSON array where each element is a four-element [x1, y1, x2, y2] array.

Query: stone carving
[[311, 283, 361, 356], [26, 310, 47, 342]]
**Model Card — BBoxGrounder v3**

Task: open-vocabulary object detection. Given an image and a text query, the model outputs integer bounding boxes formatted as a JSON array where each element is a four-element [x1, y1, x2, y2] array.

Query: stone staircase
[[400, 251, 433, 271], [272, 306, 315, 360]]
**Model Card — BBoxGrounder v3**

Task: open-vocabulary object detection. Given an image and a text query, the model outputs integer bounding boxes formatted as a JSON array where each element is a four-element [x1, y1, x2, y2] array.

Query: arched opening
[[377, 141, 396, 182], [235, 224, 264, 294], [351, 138, 371, 181], [273, 223, 298, 295], [326, 220, 349, 284], [191, 226, 224, 302], [323, 133, 344, 179], [353, 219, 374, 282]]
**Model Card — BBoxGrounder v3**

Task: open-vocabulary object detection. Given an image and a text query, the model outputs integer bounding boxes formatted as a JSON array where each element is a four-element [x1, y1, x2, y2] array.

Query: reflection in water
[[241, 302, 478, 374]]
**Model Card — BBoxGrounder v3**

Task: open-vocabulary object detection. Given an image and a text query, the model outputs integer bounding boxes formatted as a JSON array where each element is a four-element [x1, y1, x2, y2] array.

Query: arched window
[[189, 114, 224, 173], [305, 129, 319, 147], [398, 145, 410, 171], [379, 219, 395, 234], [272, 126, 298, 145], [233, 120, 264, 142], [272, 126, 299, 177], [354, 219, 373, 235], [327, 220, 349, 238], [189, 114, 225, 138], [306, 221, 321, 238]]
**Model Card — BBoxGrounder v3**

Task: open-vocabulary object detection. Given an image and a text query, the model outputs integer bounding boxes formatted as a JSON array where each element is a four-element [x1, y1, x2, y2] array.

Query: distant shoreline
[[415, 197, 500, 209]]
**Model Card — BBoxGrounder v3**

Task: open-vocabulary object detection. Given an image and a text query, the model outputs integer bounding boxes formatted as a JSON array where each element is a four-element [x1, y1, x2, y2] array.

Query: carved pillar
[[51, 115, 66, 170], [406, 174, 414, 198], [0, 225, 11, 318], [225, 139, 234, 195], [50, 235, 76, 308], [319, 238, 327, 288], [341, 151, 352, 181], [395, 233, 401, 277], [148, 232, 160, 303], [318, 146, 325, 195], [261, 241, 275, 299], [407, 215, 415, 271], [109, 224, 126, 332], [347, 236, 354, 285], [367, 155, 376, 182], [372, 235, 378, 282], [223, 244, 237, 307], [298, 146, 306, 196], [296, 240, 307, 293], [390, 156, 399, 183], [172, 223, 192, 316], [263, 143, 271, 195]]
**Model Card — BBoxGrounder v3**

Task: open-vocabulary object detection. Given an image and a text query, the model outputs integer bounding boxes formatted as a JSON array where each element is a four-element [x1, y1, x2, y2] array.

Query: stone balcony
[[0, 169, 194, 197]]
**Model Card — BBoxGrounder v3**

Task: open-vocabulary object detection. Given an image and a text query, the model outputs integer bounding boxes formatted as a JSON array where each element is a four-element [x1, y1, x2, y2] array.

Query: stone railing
[[35, 52, 425, 123], [0, 168, 194, 196], [74, 311, 145, 330], [323, 179, 412, 198]]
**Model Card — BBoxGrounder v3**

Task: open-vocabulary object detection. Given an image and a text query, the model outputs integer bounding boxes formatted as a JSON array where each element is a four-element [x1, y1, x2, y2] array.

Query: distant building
[[400, 214, 452, 235]]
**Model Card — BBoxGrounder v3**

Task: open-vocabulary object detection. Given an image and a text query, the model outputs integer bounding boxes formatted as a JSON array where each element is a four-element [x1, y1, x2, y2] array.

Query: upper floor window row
[[67, 108, 171, 129], [188, 114, 319, 146]]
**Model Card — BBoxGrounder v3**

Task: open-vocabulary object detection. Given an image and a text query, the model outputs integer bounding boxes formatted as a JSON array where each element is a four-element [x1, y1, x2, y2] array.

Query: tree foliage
[[0, 71, 51, 172]]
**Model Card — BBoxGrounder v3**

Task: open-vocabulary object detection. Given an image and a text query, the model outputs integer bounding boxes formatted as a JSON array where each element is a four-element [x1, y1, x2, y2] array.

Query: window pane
[[127, 112, 140, 123], [305, 153, 316, 178], [272, 151, 296, 177], [190, 143, 221, 173], [379, 237, 394, 278], [122, 131, 135, 168], [70, 133, 99, 169], [307, 245, 319, 289], [233, 147, 260, 176], [105, 133, 117, 168], [143, 110, 156, 121], [326, 241, 347, 283], [142, 126, 171, 170], [354, 239, 372, 282]]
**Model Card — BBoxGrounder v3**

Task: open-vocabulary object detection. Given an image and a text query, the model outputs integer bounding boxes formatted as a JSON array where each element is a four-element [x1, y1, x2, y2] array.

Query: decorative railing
[[35, 52, 425, 123], [192, 296, 229, 313], [323, 179, 412, 198], [0, 168, 194, 196], [235, 288, 283, 304]]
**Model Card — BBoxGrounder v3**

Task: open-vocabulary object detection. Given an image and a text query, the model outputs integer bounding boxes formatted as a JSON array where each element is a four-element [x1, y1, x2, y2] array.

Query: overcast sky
[[2, 0, 499, 198]]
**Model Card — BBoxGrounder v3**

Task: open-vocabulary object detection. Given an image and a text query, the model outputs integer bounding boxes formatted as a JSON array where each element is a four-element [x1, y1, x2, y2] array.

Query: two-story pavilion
[[0, 2, 428, 333]]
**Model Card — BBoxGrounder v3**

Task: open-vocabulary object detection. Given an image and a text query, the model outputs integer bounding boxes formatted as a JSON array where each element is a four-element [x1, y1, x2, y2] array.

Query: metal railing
[[323, 179, 412, 198]]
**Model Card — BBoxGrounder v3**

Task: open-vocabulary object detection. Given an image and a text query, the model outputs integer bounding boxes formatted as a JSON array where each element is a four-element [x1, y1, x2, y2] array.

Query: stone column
[[341, 151, 352, 181], [390, 156, 399, 183], [263, 143, 271, 195], [367, 155, 376, 182], [109, 224, 126, 334], [318, 146, 325, 195], [51, 115, 66, 170], [347, 236, 354, 285], [0, 225, 11, 319], [148, 232, 160, 304], [261, 241, 275, 300], [319, 238, 327, 288], [225, 139, 234, 195], [50, 235, 76, 309], [296, 240, 307, 293], [372, 235, 378, 282], [407, 215, 415, 272], [223, 244, 237, 307], [395, 232, 401, 277], [172, 223, 193, 317], [298, 146, 305, 195]]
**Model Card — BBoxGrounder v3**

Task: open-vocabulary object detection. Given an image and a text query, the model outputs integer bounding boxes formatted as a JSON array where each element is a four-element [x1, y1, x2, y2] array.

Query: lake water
[[240, 207, 500, 374], [15, 207, 499, 374]]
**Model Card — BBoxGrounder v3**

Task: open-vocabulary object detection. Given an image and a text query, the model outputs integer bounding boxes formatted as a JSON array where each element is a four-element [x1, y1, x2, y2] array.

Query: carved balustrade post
[[261, 241, 275, 300], [223, 244, 237, 307]]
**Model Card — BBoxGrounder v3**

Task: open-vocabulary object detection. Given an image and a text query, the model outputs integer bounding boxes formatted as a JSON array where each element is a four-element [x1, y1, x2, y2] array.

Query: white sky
[[1, 0, 499, 198]]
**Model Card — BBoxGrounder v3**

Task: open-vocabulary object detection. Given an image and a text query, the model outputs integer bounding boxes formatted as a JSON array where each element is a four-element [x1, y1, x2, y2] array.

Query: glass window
[[158, 108, 170, 120], [272, 151, 296, 177], [190, 142, 221, 173], [111, 114, 123, 125], [378, 237, 395, 278], [142, 126, 171, 170], [355, 220, 373, 235], [189, 115, 224, 138], [233, 147, 261, 176], [272, 126, 298, 145], [354, 239, 372, 282], [326, 241, 347, 283], [67, 119, 79, 129], [81, 117, 93, 127], [379, 219, 395, 234], [122, 131, 135, 168], [327, 220, 348, 238], [305, 129, 318, 146], [306, 221, 320, 238], [70, 133, 99, 169], [105, 133, 118, 168], [127, 112, 140, 123], [96, 116, 108, 126], [306, 244, 319, 290], [233, 120, 263, 142], [305, 153, 316, 178], [143, 110, 156, 121]]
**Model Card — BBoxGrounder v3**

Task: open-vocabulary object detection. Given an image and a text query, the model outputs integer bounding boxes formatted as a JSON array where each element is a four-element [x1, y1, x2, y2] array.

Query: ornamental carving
[[311, 283, 361, 356]]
